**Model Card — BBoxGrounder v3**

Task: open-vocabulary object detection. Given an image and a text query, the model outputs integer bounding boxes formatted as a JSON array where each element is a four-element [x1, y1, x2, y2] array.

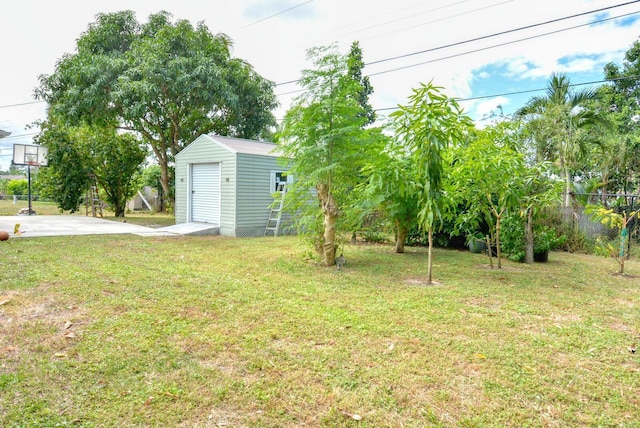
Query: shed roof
[[177, 134, 283, 158], [210, 135, 282, 157]]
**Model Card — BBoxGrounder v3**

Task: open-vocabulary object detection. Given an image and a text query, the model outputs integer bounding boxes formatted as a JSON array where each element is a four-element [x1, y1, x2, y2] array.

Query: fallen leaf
[[340, 410, 362, 421], [144, 396, 154, 406], [64, 331, 76, 339], [54, 352, 67, 358], [64, 321, 73, 330], [0, 299, 10, 306], [475, 353, 487, 359], [388, 342, 395, 351], [160, 391, 178, 398]]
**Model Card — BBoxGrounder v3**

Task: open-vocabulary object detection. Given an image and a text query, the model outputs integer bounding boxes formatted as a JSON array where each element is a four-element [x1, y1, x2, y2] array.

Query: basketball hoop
[[12, 144, 48, 216]]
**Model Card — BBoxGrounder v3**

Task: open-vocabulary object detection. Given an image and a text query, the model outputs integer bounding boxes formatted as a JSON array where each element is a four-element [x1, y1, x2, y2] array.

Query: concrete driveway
[[0, 215, 176, 238]]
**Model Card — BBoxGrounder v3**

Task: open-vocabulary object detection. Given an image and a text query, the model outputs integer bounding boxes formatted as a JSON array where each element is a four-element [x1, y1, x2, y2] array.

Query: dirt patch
[[611, 272, 639, 279], [405, 278, 442, 286]]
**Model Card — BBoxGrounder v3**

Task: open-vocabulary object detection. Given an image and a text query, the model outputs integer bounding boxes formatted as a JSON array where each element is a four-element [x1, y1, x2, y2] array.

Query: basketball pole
[[27, 164, 33, 216]]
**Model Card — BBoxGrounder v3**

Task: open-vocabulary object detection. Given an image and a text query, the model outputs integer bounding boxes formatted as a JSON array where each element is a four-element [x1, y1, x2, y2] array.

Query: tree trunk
[[395, 220, 408, 253], [160, 164, 172, 212], [317, 183, 339, 266], [427, 227, 433, 285], [114, 203, 125, 218], [563, 162, 571, 208], [495, 215, 503, 269], [524, 207, 534, 264]]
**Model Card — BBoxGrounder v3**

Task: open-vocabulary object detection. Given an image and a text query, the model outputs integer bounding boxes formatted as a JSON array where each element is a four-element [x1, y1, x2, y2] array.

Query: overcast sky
[[1, 0, 639, 170]]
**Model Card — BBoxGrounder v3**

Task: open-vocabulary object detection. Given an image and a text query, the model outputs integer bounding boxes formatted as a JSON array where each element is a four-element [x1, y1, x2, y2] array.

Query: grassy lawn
[[0, 234, 639, 427], [0, 199, 63, 216], [0, 199, 175, 228]]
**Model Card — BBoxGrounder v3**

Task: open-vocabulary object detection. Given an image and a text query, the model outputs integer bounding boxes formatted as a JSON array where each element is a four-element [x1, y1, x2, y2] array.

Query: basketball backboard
[[12, 144, 48, 167]]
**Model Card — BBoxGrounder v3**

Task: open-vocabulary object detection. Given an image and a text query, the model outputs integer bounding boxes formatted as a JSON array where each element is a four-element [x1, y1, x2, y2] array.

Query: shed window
[[270, 171, 292, 194]]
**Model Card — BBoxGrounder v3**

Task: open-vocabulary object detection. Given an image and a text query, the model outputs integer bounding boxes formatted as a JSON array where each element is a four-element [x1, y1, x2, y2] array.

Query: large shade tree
[[277, 44, 382, 267], [516, 73, 608, 207], [35, 11, 278, 208]]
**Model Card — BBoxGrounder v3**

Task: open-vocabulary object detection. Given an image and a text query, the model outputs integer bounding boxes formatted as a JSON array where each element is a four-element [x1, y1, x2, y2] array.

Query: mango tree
[[389, 82, 472, 283], [450, 123, 525, 268], [362, 135, 420, 253], [35, 11, 277, 209]]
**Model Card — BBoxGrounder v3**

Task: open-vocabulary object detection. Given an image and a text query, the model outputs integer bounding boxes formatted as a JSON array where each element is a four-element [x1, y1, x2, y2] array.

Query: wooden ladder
[[265, 184, 286, 236], [86, 181, 103, 218]]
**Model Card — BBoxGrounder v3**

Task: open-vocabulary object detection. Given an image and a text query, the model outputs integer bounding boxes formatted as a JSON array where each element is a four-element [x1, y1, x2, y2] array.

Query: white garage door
[[190, 163, 220, 224]]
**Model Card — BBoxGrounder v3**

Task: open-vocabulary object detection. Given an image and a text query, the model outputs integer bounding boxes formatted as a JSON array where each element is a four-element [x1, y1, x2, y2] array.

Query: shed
[[174, 134, 292, 237]]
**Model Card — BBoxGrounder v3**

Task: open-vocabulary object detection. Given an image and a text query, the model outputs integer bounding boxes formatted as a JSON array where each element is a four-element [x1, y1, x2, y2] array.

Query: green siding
[[236, 153, 282, 235]]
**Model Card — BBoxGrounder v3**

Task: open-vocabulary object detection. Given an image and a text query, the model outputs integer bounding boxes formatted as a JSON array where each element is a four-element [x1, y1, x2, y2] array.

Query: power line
[[0, 132, 39, 141], [241, 0, 314, 29], [275, 0, 640, 87], [367, 10, 640, 77], [275, 9, 638, 97], [374, 74, 640, 113], [359, 0, 516, 44], [366, 0, 640, 67], [0, 100, 44, 109], [330, 0, 475, 41]]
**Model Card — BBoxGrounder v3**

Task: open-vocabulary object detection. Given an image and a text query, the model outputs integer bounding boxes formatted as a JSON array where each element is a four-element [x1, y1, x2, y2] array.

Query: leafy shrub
[[501, 213, 526, 262], [6, 179, 28, 196], [500, 213, 566, 262]]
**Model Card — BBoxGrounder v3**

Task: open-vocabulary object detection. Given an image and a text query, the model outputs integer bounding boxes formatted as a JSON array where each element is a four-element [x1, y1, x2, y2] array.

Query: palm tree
[[516, 73, 608, 207]]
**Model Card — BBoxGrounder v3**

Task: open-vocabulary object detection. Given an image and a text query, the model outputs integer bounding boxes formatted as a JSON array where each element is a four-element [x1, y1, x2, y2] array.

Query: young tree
[[362, 135, 420, 253], [278, 44, 380, 266], [389, 82, 472, 283], [35, 11, 277, 209], [587, 205, 638, 274], [450, 123, 524, 268]]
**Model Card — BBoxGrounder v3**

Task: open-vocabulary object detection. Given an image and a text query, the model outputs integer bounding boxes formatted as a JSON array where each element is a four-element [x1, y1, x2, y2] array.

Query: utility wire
[[275, 0, 640, 87], [367, 10, 640, 77], [374, 74, 640, 112], [275, 9, 638, 97], [241, 0, 314, 29], [366, 0, 640, 67], [0, 100, 44, 109]]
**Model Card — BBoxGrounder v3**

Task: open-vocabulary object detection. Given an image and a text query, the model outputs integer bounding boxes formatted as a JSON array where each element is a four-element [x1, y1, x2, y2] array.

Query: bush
[[500, 212, 566, 262], [6, 179, 28, 196], [501, 213, 526, 262]]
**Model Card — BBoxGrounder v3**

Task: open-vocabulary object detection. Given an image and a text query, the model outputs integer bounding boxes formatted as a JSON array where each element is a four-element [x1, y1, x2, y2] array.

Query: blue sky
[[1, 0, 639, 170]]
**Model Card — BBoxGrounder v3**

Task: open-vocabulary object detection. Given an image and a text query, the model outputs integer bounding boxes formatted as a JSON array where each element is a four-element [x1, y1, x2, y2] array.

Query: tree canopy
[[35, 10, 278, 208], [35, 120, 146, 217], [516, 73, 609, 206]]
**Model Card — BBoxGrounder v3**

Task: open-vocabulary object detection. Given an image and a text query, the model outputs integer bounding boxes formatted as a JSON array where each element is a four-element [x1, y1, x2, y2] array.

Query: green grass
[[0, 199, 175, 228], [1, 235, 639, 427], [0, 199, 63, 216]]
